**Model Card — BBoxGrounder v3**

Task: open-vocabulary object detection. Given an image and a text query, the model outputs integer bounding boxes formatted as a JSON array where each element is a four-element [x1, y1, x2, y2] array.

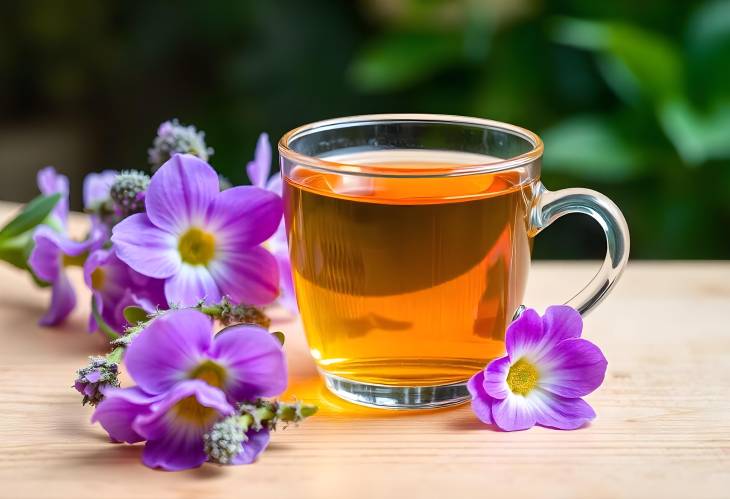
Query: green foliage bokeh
[[2, 0, 729, 258]]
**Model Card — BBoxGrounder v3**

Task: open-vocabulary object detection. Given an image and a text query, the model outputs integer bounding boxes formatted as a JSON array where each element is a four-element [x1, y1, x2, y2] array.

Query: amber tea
[[284, 150, 535, 387]]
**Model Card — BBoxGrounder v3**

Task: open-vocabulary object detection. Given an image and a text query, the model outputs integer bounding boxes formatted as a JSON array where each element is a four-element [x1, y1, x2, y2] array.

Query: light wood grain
[[0, 202, 728, 499]]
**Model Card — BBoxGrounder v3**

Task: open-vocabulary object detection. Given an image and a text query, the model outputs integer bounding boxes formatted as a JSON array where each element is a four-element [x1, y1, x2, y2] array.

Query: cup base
[[322, 372, 471, 410]]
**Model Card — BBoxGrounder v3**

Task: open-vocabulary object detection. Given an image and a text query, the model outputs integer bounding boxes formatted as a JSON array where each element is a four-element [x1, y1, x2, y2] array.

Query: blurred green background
[[1, 0, 729, 259]]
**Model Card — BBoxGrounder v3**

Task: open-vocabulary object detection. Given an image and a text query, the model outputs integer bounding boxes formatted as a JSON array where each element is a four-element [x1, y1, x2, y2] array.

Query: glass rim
[[278, 113, 544, 177]]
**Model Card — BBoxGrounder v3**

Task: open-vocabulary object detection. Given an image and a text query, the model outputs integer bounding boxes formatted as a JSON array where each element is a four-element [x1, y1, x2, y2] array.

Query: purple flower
[[123, 309, 287, 402], [93, 381, 234, 471], [83, 248, 166, 333], [92, 309, 286, 470], [246, 133, 297, 313], [29, 167, 107, 326], [83, 170, 117, 210], [29, 226, 105, 326], [112, 153, 281, 307], [37, 167, 69, 227], [468, 306, 607, 431]]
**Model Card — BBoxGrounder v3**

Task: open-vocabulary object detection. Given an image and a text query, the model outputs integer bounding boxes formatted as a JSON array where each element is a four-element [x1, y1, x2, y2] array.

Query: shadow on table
[[66, 443, 228, 478]]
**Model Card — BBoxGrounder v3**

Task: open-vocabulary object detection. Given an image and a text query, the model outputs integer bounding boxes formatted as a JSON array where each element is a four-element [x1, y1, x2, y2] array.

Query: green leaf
[[106, 346, 125, 364], [123, 306, 148, 325], [348, 32, 464, 93], [541, 115, 644, 182], [551, 17, 683, 105], [687, 0, 730, 55], [0, 231, 33, 271], [549, 17, 730, 165], [687, 0, 730, 100], [659, 99, 730, 164], [0, 193, 61, 242]]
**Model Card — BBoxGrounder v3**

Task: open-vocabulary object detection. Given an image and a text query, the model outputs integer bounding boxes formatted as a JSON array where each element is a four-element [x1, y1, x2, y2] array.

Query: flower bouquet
[[0, 120, 314, 470]]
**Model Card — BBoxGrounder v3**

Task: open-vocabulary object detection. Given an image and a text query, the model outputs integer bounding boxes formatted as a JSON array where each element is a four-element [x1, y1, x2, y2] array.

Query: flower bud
[[110, 170, 150, 217], [148, 119, 214, 171], [203, 416, 247, 464], [73, 356, 120, 406]]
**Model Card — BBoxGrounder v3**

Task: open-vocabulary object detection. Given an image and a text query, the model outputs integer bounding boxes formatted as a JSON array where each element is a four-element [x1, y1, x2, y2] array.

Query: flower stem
[[198, 298, 271, 329], [91, 299, 120, 341], [237, 405, 276, 432], [238, 400, 318, 431]]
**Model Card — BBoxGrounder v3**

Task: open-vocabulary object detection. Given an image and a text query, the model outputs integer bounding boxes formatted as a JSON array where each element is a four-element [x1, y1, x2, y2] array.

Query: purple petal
[[135, 282, 167, 311], [29, 227, 62, 282], [91, 387, 161, 444], [85, 249, 161, 333], [108, 287, 166, 332], [542, 305, 583, 340], [83, 249, 125, 292], [538, 338, 608, 398], [39, 272, 76, 326], [83, 249, 105, 289], [29, 226, 98, 326], [266, 174, 282, 197], [466, 370, 493, 425], [208, 246, 279, 305], [124, 309, 213, 394], [210, 324, 288, 400], [274, 249, 298, 313], [146, 154, 219, 233], [528, 389, 596, 430], [85, 370, 102, 383], [491, 394, 537, 431], [85, 221, 110, 253], [246, 133, 271, 188], [505, 308, 543, 360], [207, 186, 283, 247], [230, 428, 270, 465], [112, 213, 180, 279], [31, 226, 97, 281], [83, 170, 117, 209], [508, 306, 584, 363], [483, 356, 511, 400], [37, 166, 69, 224], [133, 380, 234, 471], [164, 264, 222, 307]]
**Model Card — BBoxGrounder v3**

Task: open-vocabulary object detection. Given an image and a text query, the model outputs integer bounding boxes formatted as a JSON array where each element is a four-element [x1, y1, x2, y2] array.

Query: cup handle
[[524, 182, 630, 316]]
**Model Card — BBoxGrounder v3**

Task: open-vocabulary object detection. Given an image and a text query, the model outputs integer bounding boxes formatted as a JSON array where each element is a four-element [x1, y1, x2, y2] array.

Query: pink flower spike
[[468, 305, 607, 431]]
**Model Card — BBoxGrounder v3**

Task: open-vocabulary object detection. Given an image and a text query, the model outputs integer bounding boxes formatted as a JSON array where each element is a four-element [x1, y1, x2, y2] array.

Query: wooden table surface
[[0, 202, 728, 499]]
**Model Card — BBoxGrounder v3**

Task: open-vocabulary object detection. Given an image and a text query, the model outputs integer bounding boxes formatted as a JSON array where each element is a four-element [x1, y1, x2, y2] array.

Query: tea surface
[[284, 150, 534, 386]]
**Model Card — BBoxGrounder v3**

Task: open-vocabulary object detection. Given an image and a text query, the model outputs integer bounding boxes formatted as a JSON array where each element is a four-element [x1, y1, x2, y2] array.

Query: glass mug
[[278, 114, 629, 409]]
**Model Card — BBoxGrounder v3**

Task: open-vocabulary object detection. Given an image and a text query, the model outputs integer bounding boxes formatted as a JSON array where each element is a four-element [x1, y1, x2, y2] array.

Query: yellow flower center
[[171, 395, 219, 427], [506, 358, 539, 396], [90, 268, 105, 290], [178, 228, 216, 265], [188, 359, 227, 388], [62, 253, 87, 267]]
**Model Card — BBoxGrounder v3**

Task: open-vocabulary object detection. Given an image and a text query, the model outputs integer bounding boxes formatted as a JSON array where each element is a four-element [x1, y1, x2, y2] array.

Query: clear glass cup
[[278, 114, 629, 409]]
